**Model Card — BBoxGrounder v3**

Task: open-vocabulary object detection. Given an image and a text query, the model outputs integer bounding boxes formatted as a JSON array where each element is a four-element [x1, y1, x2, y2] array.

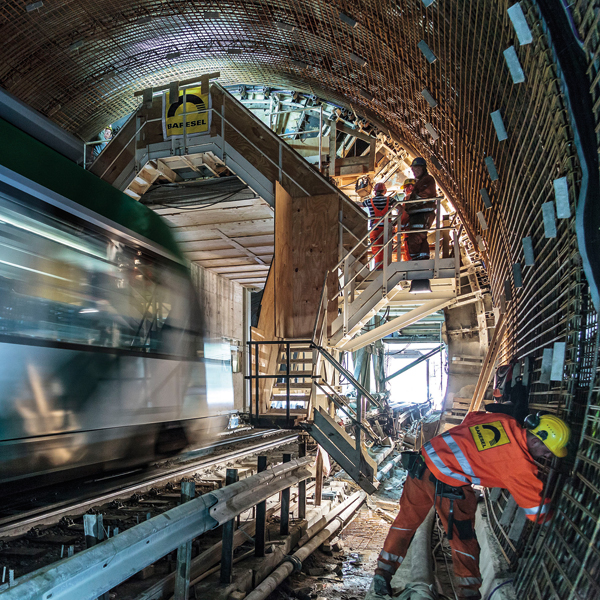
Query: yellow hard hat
[[528, 414, 571, 457]]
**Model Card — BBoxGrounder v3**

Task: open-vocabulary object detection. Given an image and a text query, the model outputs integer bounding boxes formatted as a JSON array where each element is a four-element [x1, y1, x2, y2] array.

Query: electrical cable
[[161, 189, 250, 210], [485, 580, 513, 600]]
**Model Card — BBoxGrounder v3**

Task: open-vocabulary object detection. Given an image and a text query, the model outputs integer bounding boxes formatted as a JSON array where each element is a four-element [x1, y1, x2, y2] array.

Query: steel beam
[[338, 298, 457, 352], [383, 345, 444, 383]]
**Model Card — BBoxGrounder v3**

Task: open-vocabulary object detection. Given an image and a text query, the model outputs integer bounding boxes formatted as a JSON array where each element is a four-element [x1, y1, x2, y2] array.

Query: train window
[[0, 192, 196, 357]]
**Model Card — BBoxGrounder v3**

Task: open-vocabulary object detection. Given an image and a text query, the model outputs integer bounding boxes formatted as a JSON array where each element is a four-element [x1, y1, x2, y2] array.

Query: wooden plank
[[172, 219, 275, 238], [336, 121, 376, 144], [153, 199, 264, 217], [184, 249, 272, 261], [275, 182, 294, 338], [222, 92, 280, 182], [160, 203, 274, 221], [329, 119, 337, 179], [178, 236, 274, 252], [191, 258, 271, 269], [210, 264, 270, 274], [469, 315, 507, 413], [214, 228, 266, 265], [162, 208, 274, 228], [228, 278, 267, 285]]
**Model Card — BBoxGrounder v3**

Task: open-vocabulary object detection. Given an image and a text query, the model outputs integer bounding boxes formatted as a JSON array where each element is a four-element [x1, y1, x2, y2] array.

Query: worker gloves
[[373, 573, 393, 597]]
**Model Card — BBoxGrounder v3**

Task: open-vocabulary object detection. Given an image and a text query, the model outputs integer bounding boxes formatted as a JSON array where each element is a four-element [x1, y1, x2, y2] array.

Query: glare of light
[[0, 208, 105, 259], [79, 308, 99, 314], [0, 259, 71, 281]]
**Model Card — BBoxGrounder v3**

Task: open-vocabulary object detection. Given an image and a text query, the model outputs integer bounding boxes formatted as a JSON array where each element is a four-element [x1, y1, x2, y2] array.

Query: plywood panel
[[291, 193, 339, 338], [171, 217, 275, 240], [173, 221, 275, 240], [274, 182, 294, 338]]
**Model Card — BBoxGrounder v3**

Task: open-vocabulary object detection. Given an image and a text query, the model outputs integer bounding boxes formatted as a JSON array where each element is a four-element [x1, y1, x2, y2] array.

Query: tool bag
[[355, 176, 372, 197], [401, 451, 427, 479]]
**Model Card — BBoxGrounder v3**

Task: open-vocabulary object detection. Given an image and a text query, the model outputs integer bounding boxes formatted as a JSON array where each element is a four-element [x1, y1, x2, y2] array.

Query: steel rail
[[0, 457, 313, 600], [0, 432, 298, 538]]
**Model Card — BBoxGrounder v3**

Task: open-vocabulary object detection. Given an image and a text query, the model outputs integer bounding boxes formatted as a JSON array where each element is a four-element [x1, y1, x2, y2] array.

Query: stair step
[[272, 394, 310, 401], [275, 370, 312, 377], [263, 408, 309, 416], [284, 357, 314, 364], [282, 346, 312, 352], [273, 382, 312, 389]]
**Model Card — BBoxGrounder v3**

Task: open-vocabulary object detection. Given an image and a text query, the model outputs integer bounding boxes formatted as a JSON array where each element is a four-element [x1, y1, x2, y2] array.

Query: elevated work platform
[[88, 81, 367, 288]]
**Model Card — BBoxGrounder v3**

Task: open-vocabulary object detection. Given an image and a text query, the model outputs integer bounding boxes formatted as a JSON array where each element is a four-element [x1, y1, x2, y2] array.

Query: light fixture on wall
[[409, 279, 432, 294]]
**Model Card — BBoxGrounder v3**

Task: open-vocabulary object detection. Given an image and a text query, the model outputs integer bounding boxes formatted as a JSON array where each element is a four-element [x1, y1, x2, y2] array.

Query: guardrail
[[0, 456, 312, 600], [87, 84, 369, 223]]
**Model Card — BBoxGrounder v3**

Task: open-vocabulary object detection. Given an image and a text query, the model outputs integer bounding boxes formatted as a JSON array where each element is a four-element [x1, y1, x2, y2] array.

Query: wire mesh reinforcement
[[1, 0, 600, 597]]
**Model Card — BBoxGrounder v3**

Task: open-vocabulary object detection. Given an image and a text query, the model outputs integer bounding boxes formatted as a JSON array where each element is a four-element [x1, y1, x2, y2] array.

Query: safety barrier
[[0, 456, 312, 600]]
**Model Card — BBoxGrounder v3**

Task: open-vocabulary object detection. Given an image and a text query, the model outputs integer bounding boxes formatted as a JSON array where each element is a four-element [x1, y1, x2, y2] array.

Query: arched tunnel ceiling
[[0, 1, 590, 359], [3, 3, 600, 596], [0, 1, 552, 158]]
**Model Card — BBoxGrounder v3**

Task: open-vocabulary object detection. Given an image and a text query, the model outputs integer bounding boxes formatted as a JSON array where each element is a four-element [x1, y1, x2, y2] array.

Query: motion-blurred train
[[0, 95, 235, 492]]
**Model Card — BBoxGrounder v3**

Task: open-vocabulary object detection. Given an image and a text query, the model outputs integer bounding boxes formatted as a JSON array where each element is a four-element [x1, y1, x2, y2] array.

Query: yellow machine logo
[[469, 421, 511, 451], [162, 87, 210, 139]]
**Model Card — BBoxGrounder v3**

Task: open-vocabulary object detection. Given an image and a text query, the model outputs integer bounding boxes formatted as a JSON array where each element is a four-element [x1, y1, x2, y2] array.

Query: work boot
[[373, 573, 393, 597]]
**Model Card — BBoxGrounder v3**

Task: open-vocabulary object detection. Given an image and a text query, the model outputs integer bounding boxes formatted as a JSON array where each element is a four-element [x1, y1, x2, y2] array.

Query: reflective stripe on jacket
[[421, 412, 552, 522]]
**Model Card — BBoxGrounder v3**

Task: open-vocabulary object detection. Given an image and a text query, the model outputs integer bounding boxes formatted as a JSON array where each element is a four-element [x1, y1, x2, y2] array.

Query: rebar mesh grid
[[1, 0, 600, 596]]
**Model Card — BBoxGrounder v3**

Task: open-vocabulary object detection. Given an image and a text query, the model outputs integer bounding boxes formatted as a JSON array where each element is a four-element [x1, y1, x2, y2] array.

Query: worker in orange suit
[[363, 182, 395, 270], [398, 178, 416, 261], [373, 412, 570, 599], [405, 157, 437, 260]]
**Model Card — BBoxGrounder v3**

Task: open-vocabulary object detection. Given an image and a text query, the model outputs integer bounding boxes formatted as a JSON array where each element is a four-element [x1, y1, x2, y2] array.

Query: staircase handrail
[[332, 195, 445, 274], [311, 343, 384, 410], [92, 83, 368, 224], [313, 380, 381, 442]]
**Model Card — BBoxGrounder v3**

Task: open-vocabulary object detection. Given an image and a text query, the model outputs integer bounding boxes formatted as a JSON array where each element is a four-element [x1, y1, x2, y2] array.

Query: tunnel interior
[[1, 1, 600, 598]]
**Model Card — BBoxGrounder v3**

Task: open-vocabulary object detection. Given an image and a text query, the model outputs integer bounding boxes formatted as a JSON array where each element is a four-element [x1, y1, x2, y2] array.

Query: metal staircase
[[329, 197, 460, 352], [247, 196, 463, 493]]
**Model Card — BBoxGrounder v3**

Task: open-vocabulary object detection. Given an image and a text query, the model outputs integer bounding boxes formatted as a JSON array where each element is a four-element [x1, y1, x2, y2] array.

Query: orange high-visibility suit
[[368, 195, 391, 269], [376, 412, 552, 600]]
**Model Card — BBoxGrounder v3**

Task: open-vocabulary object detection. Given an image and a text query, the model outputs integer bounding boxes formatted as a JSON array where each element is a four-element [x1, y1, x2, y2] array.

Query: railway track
[[0, 430, 298, 543]]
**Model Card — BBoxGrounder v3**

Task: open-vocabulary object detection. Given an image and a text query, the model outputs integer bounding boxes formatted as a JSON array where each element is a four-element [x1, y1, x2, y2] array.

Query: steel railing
[[87, 84, 368, 224], [0, 457, 313, 600]]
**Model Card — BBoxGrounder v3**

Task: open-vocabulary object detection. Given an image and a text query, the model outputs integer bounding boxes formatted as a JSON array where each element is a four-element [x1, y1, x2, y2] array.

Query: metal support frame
[[298, 441, 307, 520], [220, 469, 239, 584], [255, 456, 268, 558], [337, 297, 457, 352], [0, 458, 312, 600], [174, 481, 195, 600], [245, 339, 314, 422], [280, 454, 291, 535], [383, 345, 444, 383]]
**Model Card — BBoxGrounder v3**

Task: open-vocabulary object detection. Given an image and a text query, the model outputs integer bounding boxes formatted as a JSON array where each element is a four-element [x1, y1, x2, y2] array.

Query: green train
[[0, 107, 234, 491]]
